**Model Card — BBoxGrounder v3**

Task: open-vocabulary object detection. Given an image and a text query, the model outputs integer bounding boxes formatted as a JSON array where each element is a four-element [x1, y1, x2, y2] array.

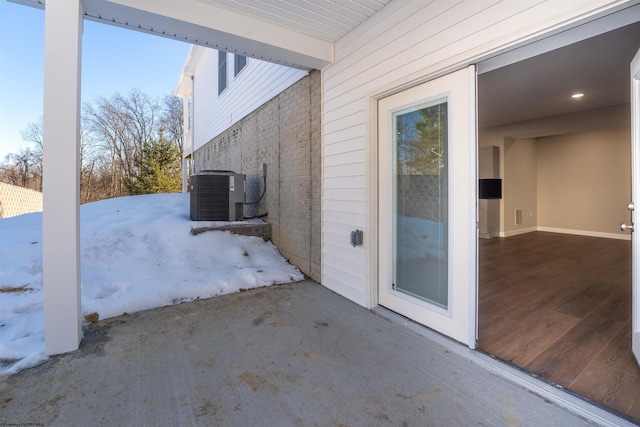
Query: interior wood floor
[[478, 231, 640, 421]]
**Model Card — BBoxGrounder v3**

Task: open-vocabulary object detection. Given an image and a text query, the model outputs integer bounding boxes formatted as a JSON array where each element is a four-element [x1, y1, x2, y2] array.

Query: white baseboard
[[502, 227, 537, 238], [498, 226, 631, 241], [536, 226, 631, 241]]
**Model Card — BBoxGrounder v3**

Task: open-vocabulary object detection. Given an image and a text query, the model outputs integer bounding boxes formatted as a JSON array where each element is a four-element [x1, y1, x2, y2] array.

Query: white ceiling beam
[[10, 0, 336, 68], [80, 0, 334, 69]]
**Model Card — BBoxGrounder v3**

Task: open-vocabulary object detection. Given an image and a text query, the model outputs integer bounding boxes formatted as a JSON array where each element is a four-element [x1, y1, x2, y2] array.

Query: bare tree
[[18, 118, 44, 191], [160, 95, 184, 152], [3, 90, 183, 203], [0, 147, 40, 190], [15, 116, 99, 200], [84, 91, 157, 197], [83, 90, 182, 199], [20, 118, 44, 155]]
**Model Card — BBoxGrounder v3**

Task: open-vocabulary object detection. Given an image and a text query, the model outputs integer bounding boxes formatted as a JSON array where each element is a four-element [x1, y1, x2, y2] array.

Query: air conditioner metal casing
[[190, 170, 245, 221]]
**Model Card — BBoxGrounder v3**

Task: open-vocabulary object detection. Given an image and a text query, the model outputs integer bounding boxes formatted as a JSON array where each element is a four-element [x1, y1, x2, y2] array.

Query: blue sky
[[0, 1, 192, 160]]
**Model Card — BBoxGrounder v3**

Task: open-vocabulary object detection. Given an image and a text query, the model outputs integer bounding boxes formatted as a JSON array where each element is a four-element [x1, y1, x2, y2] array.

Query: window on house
[[218, 51, 227, 95], [234, 54, 247, 76]]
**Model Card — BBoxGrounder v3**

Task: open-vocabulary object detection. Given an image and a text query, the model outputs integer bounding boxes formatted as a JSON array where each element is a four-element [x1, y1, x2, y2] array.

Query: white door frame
[[376, 66, 478, 347], [367, 3, 640, 315], [364, 3, 640, 425], [631, 48, 640, 366]]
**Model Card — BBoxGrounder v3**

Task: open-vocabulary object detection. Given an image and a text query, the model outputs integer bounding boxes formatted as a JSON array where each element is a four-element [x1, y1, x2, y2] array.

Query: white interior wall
[[503, 138, 538, 236], [480, 104, 630, 237], [479, 105, 630, 239], [537, 127, 631, 237], [322, 0, 624, 307]]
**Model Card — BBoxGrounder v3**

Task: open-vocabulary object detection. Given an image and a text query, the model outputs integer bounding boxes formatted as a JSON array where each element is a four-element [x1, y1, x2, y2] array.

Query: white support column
[[182, 94, 190, 193], [43, 0, 83, 355], [190, 75, 195, 175]]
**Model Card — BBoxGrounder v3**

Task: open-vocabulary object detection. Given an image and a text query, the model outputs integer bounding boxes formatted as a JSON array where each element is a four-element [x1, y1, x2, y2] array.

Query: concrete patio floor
[[0, 280, 624, 426]]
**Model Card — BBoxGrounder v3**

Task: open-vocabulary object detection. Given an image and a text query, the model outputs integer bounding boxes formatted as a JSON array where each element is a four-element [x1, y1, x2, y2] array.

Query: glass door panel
[[393, 100, 449, 309]]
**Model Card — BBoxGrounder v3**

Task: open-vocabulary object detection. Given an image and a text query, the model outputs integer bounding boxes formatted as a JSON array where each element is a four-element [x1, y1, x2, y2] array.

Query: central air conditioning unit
[[190, 170, 246, 221]]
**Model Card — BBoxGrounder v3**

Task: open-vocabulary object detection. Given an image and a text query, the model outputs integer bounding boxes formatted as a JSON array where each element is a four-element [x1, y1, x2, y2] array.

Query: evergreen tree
[[124, 131, 182, 195], [397, 102, 448, 176]]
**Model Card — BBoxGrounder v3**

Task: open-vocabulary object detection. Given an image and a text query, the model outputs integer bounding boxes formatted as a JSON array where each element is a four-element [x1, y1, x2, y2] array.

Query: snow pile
[[0, 193, 303, 375]]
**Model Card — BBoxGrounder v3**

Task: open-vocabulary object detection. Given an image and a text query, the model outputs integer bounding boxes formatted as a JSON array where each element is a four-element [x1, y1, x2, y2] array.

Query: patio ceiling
[[199, 0, 392, 42], [11, 0, 392, 70]]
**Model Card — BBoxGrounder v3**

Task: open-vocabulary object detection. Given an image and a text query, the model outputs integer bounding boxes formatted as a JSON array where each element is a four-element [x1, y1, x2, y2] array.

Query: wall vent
[[515, 209, 523, 225]]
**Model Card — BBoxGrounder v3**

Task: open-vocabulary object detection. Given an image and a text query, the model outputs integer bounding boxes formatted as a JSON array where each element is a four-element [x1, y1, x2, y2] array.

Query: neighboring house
[[23, 0, 640, 423], [173, 48, 321, 281], [0, 182, 43, 218]]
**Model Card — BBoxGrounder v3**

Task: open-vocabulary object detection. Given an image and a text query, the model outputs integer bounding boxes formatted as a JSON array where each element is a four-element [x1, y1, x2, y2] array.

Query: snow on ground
[[0, 193, 303, 375]]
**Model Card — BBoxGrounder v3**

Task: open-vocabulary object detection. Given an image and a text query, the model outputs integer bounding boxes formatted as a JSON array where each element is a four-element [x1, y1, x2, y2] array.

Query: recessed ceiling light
[[571, 93, 584, 99]]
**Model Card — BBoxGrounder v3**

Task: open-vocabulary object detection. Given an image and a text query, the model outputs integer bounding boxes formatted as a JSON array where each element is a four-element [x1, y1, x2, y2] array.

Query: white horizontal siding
[[324, 98, 363, 123], [323, 139, 364, 157], [324, 163, 366, 178], [323, 123, 366, 143], [322, 265, 367, 305], [193, 51, 218, 150], [323, 176, 366, 190], [192, 48, 308, 151], [324, 246, 366, 270], [324, 110, 364, 134], [323, 253, 366, 281], [323, 217, 370, 234], [322, 235, 368, 305], [324, 149, 365, 167], [323, 188, 366, 202], [327, 1, 567, 105], [321, 0, 625, 306], [324, 199, 366, 215]]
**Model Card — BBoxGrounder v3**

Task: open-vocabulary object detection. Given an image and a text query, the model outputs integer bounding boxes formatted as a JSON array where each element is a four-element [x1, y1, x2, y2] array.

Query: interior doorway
[[477, 21, 640, 420]]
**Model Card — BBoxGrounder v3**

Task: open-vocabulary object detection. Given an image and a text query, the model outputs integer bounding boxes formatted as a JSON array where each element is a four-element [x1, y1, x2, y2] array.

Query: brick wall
[[194, 70, 321, 281], [0, 182, 43, 218]]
